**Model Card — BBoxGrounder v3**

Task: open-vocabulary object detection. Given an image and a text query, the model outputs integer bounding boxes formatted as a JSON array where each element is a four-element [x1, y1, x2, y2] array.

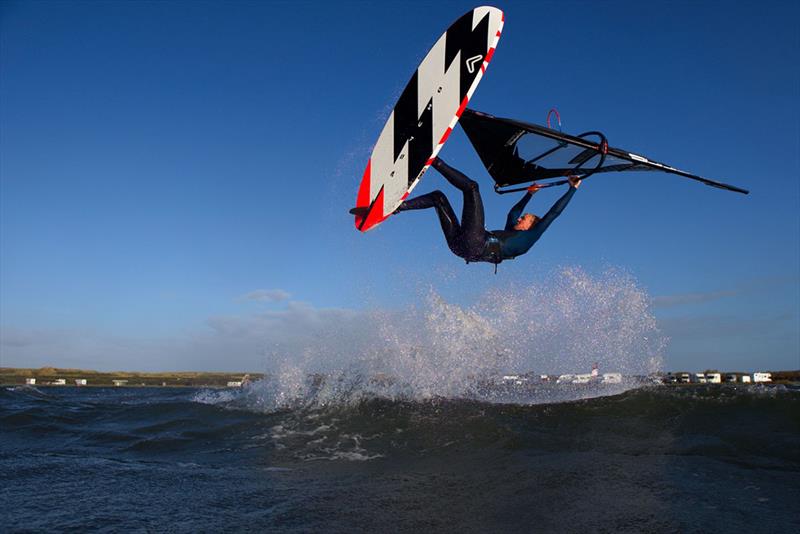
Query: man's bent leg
[[397, 191, 460, 245], [432, 158, 486, 252]]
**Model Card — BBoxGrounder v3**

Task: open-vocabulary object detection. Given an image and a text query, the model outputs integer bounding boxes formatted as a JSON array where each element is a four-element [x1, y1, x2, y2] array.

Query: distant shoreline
[[0, 367, 262, 388], [2, 367, 798, 388]]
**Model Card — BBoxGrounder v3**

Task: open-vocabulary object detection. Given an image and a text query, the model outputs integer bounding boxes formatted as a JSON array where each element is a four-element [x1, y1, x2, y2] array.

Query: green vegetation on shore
[[0, 367, 263, 387]]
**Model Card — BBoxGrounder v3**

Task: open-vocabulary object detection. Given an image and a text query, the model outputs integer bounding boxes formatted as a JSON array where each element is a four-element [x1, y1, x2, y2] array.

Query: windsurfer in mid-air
[[395, 157, 581, 267]]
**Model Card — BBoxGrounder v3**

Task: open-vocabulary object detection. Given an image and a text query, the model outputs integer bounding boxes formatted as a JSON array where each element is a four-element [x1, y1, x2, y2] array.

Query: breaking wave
[[205, 267, 667, 411]]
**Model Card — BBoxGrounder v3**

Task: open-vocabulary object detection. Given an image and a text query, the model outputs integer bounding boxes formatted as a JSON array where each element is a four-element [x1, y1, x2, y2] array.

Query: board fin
[[349, 207, 369, 217]]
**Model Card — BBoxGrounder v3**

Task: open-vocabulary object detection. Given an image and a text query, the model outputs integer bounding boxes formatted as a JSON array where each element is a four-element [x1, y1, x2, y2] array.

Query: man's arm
[[532, 186, 575, 235], [528, 177, 581, 236], [499, 177, 581, 258], [504, 184, 541, 231]]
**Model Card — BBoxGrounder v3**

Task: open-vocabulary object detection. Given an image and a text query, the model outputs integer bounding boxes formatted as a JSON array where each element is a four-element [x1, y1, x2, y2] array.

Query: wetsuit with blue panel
[[396, 157, 577, 266]]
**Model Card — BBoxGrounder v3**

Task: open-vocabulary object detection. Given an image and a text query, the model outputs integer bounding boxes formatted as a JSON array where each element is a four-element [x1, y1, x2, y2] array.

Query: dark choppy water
[[2, 384, 798, 532]]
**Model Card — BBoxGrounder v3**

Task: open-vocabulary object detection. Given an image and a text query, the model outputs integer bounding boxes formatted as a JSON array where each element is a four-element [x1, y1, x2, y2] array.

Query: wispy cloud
[[238, 289, 291, 303], [0, 302, 368, 372], [651, 290, 738, 308], [0, 326, 68, 348], [652, 275, 799, 309]]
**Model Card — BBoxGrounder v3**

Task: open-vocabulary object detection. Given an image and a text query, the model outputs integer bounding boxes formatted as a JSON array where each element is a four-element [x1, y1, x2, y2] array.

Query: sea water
[[3, 269, 798, 532], [3, 385, 798, 532]]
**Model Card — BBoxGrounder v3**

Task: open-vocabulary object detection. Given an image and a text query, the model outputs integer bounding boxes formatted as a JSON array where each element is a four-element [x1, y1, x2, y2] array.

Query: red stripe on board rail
[[485, 47, 495, 63], [354, 159, 371, 228], [362, 186, 385, 231], [456, 96, 469, 118], [439, 127, 453, 145]]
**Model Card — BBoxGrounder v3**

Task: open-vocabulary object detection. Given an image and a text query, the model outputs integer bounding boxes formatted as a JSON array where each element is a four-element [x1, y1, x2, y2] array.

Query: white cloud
[[238, 289, 291, 303]]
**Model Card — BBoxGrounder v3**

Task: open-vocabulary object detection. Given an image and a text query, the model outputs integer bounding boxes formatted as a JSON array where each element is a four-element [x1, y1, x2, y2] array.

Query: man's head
[[514, 213, 539, 231]]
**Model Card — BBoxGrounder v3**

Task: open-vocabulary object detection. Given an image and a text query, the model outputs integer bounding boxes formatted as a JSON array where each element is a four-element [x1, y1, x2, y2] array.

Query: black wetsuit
[[397, 158, 577, 264]]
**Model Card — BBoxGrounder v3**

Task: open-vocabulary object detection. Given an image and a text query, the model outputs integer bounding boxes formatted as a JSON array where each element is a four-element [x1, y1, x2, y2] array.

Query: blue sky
[[1, 0, 798, 372]]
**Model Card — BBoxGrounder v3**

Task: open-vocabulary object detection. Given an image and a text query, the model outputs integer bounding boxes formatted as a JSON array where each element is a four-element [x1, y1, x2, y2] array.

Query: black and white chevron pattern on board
[[354, 6, 504, 232]]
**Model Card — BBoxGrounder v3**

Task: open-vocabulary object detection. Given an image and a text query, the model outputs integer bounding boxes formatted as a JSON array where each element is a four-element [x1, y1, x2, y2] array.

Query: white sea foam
[[199, 267, 666, 410]]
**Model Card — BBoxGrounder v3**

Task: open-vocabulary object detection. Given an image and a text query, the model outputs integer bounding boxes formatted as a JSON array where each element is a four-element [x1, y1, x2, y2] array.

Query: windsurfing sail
[[459, 109, 749, 195]]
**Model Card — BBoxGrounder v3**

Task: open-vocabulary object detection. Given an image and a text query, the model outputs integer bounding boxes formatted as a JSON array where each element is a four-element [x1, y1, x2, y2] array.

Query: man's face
[[514, 213, 538, 231]]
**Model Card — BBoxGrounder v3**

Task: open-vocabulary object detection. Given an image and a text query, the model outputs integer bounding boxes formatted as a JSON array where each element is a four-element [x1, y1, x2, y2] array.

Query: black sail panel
[[459, 109, 528, 185], [460, 108, 749, 194]]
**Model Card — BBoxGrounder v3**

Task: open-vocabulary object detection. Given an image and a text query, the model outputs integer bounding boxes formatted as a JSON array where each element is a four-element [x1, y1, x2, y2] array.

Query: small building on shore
[[112, 380, 128, 387], [695, 373, 707, 383], [25, 378, 36, 385], [706, 373, 722, 384], [573, 373, 592, 384], [602, 373, 622, 384], [52, 379, 66, 385], [75, 379, 87, 386], [753, 372, 772, 383]]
